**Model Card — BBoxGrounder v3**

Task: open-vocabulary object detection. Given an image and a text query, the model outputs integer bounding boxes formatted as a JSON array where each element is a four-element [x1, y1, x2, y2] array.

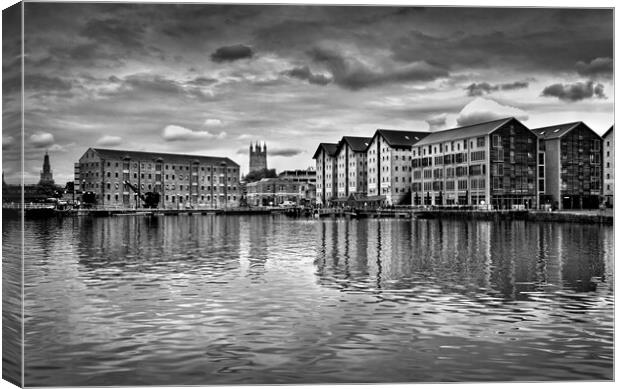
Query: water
[[3, 215, 614, 385]]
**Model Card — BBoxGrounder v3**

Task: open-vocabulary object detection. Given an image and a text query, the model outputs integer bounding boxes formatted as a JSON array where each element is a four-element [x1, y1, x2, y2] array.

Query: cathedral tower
[[39, 151, 55, 185], [249, 142, 267, 173]]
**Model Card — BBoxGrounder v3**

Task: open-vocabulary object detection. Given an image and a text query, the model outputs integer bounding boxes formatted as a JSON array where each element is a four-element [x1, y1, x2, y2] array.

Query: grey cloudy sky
[[1, 2, 614, 184]]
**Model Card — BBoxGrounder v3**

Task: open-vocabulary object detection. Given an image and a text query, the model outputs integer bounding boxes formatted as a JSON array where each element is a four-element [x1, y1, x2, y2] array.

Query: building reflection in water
[[314, 218, 610, 303]]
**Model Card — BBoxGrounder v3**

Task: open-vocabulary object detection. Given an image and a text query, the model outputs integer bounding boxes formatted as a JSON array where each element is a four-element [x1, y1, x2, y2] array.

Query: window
[[477, 137, 485, 147], [492, 134, 501, 147]]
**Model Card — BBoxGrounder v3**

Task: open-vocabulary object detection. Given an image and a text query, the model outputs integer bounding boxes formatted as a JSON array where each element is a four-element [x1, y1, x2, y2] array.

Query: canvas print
[[1, 1, 614, 387]]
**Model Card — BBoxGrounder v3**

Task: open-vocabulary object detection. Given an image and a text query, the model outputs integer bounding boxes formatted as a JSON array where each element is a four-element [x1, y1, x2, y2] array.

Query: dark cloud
[[101, 73, 214, 102], [576, 57, 613, 79], [282, 66, 332, 86], [269, 148, 305, 157], [82, 18, 146, 50], [236, 147, 304, 157], [25, 74, 72, 91], [211, 44, 254, 62], [465, 81, 529, 96], [541, 80, 606, 102], [187, 76, 218, 86], [309, 46, 448, 90], [465, 82, 497, 96], [391, 9, 612, 72]]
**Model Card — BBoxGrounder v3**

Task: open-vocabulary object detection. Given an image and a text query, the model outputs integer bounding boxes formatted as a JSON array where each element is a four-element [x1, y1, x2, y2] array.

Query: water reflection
[[316, 219, 611, 299], [12, 216, 614, 385]]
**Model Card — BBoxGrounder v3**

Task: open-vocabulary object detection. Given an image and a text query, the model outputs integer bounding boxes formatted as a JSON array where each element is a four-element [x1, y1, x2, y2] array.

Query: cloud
[[203, 118, 223, 127], [465, 81, 529, 96], [269, 148, 305, 157], [25, 74, 72, 91], [426, 113, 447, 131], [541, 80, 606, 102], [81, 18, 145, 50], [309, 46, 449, 90], [211, 44, 254, 62], [236, 147, 304, 157], [102, 73, 214, 102], [96, 135, 122, 147], [162, 125, 226, 141], [29, 132, 55, 148], [282, 66, 332, 86], [576, 57, 613, 78], [2, 136, 16, 150], [456, 97, 528, 126]]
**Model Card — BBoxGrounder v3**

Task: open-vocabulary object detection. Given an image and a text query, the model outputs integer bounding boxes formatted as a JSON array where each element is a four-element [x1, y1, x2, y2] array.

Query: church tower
[[249, 142, 267, 173], [39, 151, 55, 185]]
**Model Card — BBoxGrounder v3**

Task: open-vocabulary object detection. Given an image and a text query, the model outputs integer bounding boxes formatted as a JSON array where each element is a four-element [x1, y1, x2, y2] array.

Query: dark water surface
[[7, 215, 614, 385]]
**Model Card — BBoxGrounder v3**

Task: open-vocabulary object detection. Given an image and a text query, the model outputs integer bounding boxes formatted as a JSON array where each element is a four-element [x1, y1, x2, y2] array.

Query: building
[[246, 177, 303, 206], [602, 125, 614, 207], [313, 143, 338, 206], [334, 136, 372, 200], [367, 129, 429, 205], [76, 148, 240, 208], [533, 122, 603, 210], [411, 117, 538, 209], [249, 142, 267, 173], [278, 168, 316, 185], [38, 151, 55, 185]]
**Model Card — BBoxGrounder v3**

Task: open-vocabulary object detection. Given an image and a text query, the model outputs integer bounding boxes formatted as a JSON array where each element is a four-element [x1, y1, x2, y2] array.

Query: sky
[[1, 1, 614, 185]]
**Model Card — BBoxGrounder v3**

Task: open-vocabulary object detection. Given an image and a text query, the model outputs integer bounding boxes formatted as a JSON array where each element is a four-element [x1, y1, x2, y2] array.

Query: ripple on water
[[10, 216, 614, 385]]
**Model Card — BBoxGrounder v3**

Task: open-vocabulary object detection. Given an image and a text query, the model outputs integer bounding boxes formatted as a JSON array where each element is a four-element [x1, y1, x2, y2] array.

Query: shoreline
[[2, 206, 613, 225]]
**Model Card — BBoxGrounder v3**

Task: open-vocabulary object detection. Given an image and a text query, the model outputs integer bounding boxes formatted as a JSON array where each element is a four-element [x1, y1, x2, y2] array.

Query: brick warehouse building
[[75, 148, 240, 208], [533, 122, 603, 210], [411, 117, 539, 209]]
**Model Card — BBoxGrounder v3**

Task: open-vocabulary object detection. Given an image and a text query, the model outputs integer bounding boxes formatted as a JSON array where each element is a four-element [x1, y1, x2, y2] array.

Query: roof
[[312, 143, 339, 159], [532, 122, 582, 140], [602, 125, 614, 139], [374, 129, 430, 148], [414, 117, 514, 147], [90, 148, 239, 167], [336, 136, 373, 154]]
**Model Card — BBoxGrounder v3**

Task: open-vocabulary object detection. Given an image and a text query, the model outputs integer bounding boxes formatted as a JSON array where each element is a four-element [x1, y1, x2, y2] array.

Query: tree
[[243, 168, 277, 183]]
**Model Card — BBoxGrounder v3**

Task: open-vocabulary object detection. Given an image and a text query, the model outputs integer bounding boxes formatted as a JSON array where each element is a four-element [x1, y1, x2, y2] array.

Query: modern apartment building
[[334, 136, 372, 199], [533, 122, 603, 210], [313, 143, 338, 206], [76, 148, 240, 208], [602, 125, 614, 207], [411, 117, 538, 209], [367, 129, 429, 205]]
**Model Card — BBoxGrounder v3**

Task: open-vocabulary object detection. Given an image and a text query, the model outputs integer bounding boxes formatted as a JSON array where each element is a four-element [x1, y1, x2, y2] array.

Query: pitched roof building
[[411, 117, 539, 208], [334, 136, 372, 199], [366, 129, 430, 205], [75, 148, 240, 209], [313, 143, 339, 205], [533, 122, 603, 210]]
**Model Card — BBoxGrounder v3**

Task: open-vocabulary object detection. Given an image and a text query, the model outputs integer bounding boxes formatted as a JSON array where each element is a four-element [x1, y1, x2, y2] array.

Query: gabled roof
[[312, 143, 338, 159], [373, 129, 430, 148], [336, 136, 373, 154], [414, 117, 515, 147], [602, 125, 614, 139], [532, 122, 582, 140], [90, 148, 239, 166]]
